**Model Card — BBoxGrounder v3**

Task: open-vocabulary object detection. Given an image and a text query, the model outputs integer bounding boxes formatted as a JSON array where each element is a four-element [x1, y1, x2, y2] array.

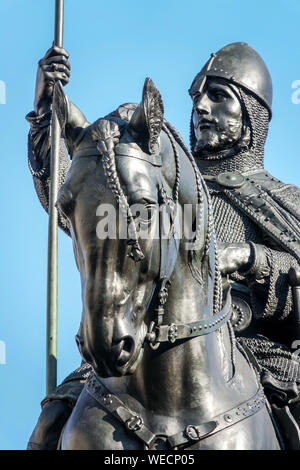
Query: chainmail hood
[[191, 87, 270, 176]]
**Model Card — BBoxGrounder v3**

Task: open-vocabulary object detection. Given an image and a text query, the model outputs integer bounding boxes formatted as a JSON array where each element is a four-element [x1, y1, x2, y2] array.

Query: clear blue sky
[[0, 0, 300, 449]]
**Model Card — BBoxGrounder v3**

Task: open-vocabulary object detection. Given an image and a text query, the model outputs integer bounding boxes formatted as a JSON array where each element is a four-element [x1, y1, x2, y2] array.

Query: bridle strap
[[146, 287, 232, 347], [155, 189, 181, 327]]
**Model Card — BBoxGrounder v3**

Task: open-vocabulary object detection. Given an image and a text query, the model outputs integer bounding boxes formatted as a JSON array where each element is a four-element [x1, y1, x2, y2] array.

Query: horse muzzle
[[77, 318, 147, 377]]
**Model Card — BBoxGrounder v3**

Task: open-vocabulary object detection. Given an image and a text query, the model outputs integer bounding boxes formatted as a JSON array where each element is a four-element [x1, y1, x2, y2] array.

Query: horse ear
[[129, 77, 164, 154]]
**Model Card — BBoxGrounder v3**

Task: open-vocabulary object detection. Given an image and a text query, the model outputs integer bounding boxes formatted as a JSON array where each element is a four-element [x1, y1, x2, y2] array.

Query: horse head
[[56, 78, 185, 377]]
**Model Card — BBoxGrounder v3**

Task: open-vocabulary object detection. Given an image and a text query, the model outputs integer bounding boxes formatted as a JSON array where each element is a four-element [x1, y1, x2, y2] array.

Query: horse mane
[[162, 119, 223, 315]]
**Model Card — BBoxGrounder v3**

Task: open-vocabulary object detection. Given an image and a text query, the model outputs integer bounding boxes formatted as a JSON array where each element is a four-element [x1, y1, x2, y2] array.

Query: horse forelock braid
[[92, 118, 144, 262], [103, 151, 145, 262]]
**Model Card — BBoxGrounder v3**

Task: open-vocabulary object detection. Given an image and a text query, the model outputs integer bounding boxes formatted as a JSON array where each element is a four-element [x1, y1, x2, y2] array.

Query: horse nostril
[[117, 349, 131, 366], [112, 336, 134, 367]]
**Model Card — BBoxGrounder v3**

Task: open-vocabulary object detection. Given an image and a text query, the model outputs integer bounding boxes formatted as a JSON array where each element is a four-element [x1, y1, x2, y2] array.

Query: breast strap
[[85, 373, 265, 450]]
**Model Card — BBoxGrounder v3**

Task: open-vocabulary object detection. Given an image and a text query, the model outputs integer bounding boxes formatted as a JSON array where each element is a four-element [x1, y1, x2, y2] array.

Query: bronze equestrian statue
[[26, 43, 299, 449]]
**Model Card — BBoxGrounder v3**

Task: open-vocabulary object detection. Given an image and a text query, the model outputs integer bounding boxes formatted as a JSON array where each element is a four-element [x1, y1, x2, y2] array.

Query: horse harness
[[86, 373, 265, 450]]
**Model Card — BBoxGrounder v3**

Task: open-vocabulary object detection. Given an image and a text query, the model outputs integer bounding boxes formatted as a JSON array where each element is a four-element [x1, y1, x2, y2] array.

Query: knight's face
[[192, 78, 243, 155]]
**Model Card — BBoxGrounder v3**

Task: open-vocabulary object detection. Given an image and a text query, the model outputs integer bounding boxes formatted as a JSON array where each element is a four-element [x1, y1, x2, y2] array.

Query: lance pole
[[46, 0, 64, 394]]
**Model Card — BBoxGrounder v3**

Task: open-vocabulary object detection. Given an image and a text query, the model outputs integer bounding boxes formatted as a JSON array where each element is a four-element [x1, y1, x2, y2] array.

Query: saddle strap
[[168, 386, 266, 448], [85, 373, 266, 450]]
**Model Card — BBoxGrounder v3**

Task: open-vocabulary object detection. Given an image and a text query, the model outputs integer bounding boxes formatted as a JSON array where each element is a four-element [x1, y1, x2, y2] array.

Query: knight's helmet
[[189, 42, 273, 118], [189, 43, 273, 169]]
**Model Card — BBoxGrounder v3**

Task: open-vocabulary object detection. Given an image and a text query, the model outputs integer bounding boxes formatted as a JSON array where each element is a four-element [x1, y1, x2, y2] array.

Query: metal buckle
[[125, 415, 144, 432], [168, 323, 178, 343], [146, 321, 161, 350], [185, 425, 201, 441]]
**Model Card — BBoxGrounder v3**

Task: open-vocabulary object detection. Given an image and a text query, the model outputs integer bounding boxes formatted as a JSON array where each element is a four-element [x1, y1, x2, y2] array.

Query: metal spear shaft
[[46, 0, 64, 394]]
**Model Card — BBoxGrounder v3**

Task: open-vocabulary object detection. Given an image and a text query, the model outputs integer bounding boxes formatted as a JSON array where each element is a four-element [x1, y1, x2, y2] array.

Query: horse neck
[[126, 251, 235, 415]]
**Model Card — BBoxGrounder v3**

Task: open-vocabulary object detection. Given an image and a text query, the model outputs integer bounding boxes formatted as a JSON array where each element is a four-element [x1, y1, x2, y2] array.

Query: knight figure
[[190, 42, 300, 438]]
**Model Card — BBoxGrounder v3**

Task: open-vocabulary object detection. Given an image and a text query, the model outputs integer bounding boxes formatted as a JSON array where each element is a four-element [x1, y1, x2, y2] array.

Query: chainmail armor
[[249, 250, 297, 321], [211, 191, 263, 245], [26, 111, 71, 236], [210, 190, 265, 286], [237, 336, 300, 385]]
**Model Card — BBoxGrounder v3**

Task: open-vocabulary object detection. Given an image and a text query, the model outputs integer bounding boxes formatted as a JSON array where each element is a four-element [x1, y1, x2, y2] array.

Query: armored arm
[[26, 110, 71, 235], [27, 46, 90, 235], [218, 240, 299, 320], [218, 178, 300, 322], [243, 242, 299, 321], [243, 181, 300, 321]]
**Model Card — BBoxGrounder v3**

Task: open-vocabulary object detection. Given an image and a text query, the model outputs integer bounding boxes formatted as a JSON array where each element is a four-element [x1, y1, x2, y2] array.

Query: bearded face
[[191, 78, 243, 157]]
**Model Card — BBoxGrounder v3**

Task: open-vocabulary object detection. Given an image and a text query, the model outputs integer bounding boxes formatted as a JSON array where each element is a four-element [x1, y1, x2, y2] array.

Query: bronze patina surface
[[26, 42, 300, 450]]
